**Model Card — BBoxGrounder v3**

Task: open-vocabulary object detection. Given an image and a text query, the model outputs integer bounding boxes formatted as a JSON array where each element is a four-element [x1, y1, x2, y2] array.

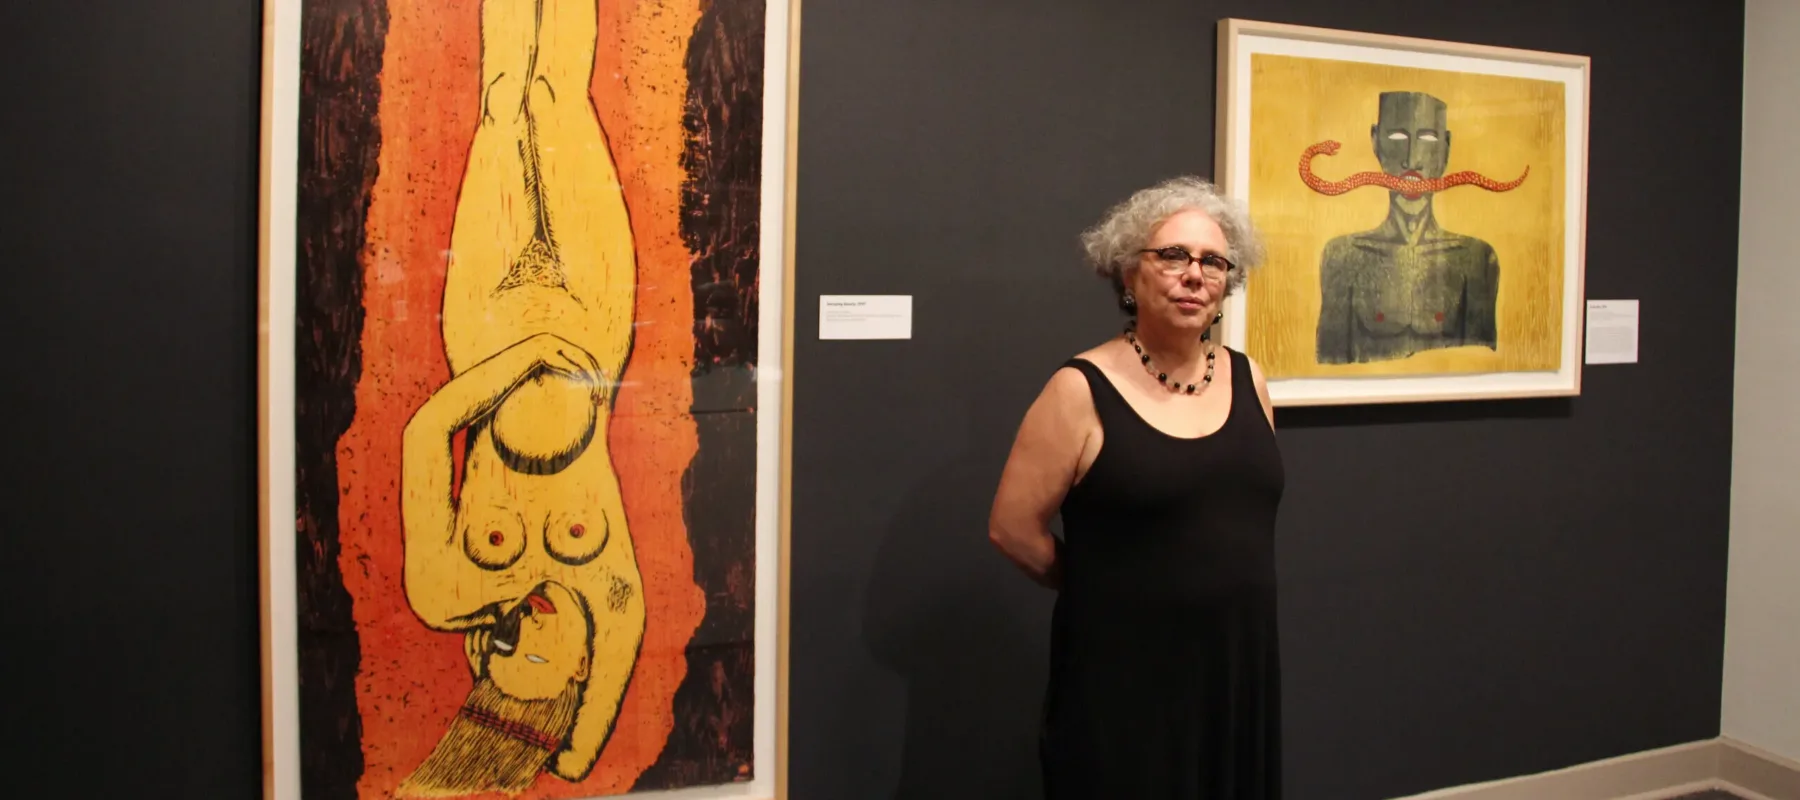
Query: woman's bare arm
[[1244, 353, 1275, 429], [988, 367, 1097, 589]]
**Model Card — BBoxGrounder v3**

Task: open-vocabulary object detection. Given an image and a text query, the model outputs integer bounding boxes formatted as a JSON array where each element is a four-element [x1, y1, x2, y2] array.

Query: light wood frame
[[1214, 18, 1591, 406], [256, 0, 803, 797]]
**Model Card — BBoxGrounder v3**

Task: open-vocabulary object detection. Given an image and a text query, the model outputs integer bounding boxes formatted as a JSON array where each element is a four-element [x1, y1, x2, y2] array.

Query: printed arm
[[1315, 248, 1353, 364], [987, 367, 1097, 590], [399, 332, 605, 629], [552, 533, 648, 780], [1468, 247, 1500, 347]]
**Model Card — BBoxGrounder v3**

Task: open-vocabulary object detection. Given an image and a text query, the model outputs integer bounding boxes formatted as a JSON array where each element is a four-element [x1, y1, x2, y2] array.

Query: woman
[[397, 0, 646, 793], [988, 176, 1285, 799]]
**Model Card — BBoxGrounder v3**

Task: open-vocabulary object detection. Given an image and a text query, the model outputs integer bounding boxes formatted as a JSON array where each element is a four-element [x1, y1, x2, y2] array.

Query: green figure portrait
[[1314, 91, 1503, 364]]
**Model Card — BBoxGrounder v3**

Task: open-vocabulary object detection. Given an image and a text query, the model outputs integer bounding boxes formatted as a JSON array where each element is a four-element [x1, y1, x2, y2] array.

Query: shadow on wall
[[857, 281, 1070, 800], [1275, 394, 1572, 429]]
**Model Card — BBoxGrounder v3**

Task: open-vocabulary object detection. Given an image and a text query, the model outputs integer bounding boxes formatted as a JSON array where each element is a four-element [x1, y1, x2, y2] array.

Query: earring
[[1122, 290, 1136, 309], [1214, 311, 1223, 324]]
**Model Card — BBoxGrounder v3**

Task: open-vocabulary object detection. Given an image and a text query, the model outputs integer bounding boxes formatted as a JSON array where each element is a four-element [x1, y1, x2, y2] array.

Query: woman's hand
[[519, 333, 606, 397], [463, 627, 492, 678], [419, 333, 606, 436]]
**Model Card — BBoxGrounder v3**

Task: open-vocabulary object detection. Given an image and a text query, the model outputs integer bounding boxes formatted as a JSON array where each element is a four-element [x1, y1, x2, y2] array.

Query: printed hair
[[396, 676, 582, 797]]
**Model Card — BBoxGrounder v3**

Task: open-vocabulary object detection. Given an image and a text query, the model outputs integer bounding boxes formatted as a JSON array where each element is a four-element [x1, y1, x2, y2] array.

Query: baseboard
[[1720, 737, 1800, 800], [1392, 737, 1800, 800]]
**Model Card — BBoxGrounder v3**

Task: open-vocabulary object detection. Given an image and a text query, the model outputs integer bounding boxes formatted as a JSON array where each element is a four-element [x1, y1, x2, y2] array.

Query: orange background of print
[[332, 0, 706, 797]]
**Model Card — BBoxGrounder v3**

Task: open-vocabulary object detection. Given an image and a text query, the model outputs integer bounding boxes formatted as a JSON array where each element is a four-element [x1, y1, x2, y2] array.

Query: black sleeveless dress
[[1040, 349, 1285, 799]]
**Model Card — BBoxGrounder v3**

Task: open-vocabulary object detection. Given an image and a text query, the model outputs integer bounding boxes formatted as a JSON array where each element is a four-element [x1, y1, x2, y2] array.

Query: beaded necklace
[[1124, 320, 1216, 395]]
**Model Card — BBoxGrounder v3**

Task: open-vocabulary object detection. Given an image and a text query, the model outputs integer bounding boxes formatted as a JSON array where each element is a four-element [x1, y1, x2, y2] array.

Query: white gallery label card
[[819, 295, 912, 340], [1585, 300, 1639, 364]]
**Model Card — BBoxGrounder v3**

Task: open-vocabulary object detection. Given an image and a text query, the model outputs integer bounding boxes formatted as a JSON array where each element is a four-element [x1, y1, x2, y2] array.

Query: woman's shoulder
[[1071, 336, 1130, 367], [1224, 346, 1275, 424], [1222, 344, 1263, 378], [1043, 338, 1127, 398], [1050, 340, 1119, 381]]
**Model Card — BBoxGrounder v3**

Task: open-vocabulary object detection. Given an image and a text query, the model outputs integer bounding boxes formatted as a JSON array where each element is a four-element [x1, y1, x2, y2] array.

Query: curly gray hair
[[1079, 176, 1265, 313]]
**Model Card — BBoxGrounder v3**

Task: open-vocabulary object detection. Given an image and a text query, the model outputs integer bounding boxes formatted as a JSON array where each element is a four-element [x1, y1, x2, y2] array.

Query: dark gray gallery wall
[[0, 0, 1742, 798], [790, 2, 1744, 800], [1, 0, 266, 796]]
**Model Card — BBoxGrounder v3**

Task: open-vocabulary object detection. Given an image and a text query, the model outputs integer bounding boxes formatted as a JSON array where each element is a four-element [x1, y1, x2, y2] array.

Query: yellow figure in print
[[396, 0, 644, 794]]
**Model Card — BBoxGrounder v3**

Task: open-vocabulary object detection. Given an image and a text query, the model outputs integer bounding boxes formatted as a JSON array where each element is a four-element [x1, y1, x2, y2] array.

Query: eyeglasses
[[1139, 245, 1235, 278]]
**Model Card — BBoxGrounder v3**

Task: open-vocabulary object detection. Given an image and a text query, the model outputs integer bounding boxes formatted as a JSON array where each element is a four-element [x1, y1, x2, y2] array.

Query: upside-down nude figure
[[396, 0, 645, 794]]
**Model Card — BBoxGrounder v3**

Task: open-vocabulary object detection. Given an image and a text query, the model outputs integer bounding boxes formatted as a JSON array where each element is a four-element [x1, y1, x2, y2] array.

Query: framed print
[[1214, 18, 1589, 406], [256, 0, 801, 798]]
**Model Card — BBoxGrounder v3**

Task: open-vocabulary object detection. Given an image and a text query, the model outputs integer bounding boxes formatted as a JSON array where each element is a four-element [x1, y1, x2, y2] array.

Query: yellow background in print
[[1243, 52, 1566, 378]]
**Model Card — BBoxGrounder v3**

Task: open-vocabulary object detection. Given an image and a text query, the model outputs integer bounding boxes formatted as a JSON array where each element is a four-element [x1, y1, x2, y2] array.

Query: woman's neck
[[1130, 316, 1209, 374]]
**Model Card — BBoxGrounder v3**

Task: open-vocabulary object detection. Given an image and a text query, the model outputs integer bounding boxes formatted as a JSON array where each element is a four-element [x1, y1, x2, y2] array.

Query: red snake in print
[[1299, 140, 1529, 199]]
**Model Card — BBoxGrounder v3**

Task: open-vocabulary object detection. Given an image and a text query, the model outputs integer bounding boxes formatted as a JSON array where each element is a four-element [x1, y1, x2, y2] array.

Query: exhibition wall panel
[[4, 0, 1745, 797], [789, 1, 1743, 798], [1724, 0, 1800, 767], [4, 0, 266, 796]]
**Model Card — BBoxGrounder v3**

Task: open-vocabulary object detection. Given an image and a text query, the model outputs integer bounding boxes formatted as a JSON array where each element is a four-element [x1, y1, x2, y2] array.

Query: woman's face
[[487, 582, 592, 701], [1126, 209, 1234, 333]]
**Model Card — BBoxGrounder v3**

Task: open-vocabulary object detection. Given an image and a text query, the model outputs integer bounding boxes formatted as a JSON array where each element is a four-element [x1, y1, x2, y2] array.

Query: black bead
[[1141, 355, 1150, 364], [1158, 373, 1167, 381]]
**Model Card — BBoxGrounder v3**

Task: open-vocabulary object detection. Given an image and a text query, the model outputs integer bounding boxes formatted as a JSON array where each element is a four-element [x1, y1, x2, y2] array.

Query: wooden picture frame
[[256, 0, 801, 797], [1214, 18, 1590, 406]]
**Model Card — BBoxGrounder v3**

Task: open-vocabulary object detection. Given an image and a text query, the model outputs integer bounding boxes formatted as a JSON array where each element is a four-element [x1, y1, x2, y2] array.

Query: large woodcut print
[[1215, 19, 1589, 405], [258, 0, 797, 797]]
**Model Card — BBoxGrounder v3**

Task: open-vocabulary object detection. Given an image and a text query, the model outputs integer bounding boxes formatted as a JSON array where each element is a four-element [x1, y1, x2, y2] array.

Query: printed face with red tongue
[[489, 582, 592, 701], [1371, 91, 1449, 210]]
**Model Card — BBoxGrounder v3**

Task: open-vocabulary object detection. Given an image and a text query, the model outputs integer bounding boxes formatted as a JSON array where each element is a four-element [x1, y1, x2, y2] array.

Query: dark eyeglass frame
[[1139, 245, 1236, 275]]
